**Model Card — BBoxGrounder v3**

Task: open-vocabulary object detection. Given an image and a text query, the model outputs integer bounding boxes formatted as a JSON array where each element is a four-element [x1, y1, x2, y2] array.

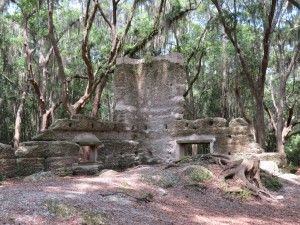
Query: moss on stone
[[43, 200, 109, 224]]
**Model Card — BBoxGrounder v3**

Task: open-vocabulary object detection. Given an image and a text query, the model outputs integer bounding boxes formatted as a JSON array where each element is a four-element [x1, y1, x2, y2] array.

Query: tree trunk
[[212, 154, 276, 201], [91, 76, 107, 117], [255, 98, 265, 149], [221, 27, 228, 119], [13, 91, 26, 149]]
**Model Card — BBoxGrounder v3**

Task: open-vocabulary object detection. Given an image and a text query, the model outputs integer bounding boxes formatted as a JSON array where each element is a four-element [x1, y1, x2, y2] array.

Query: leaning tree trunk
[[13, 91, 26, 149]]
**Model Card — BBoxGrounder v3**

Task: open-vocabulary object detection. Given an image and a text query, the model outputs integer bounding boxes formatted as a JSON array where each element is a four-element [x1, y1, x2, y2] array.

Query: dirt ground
[[0, 163, 300, 225]]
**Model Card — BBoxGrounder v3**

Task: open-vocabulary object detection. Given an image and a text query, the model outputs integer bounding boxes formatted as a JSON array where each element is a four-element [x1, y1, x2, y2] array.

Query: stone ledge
[[116, 53, 184, 65]]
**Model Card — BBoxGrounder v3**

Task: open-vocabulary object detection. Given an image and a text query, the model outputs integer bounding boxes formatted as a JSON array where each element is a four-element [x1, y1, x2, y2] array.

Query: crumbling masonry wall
[[114, 53, 261, 163], [114, 53, 186, 162], [0, 53, 267, 177]]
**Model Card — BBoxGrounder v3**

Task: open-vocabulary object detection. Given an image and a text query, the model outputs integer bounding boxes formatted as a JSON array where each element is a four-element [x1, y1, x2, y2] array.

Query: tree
[[211, 0, 278, 149], [264, 2, 300, 153]]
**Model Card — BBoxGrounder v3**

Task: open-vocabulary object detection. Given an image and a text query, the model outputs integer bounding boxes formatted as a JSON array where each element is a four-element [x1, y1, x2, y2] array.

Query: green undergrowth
[[190, 168, 212, 183], [226, 188, 253, 200], [0, 175, 6, 185], [43, 200, 109, 224], [261, 174, 283, 191]]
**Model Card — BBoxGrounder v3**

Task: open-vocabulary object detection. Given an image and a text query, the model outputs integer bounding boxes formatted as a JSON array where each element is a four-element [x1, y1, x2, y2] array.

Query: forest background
[[0, 0, 299, 165]]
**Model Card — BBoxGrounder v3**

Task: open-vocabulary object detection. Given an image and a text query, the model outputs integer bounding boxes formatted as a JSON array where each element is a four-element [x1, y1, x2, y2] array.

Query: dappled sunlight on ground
[[1, 164, 300, 224]]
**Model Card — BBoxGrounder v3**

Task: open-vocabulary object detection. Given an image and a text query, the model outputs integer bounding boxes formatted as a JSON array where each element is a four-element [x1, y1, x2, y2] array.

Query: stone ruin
[[0, 53, 284, 177]]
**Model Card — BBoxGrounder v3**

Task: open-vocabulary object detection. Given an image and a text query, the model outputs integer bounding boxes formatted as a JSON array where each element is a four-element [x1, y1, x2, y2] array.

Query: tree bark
[[13, 91, 26, 149], [211, 0, 277, 149], [221, 26, 228, 119], [212, 154, 276, 201]]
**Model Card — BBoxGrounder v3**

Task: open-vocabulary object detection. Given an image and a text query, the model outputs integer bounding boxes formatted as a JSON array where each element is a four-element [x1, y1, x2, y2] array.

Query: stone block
[[0, 159, 17, 177], [72, 163, 102, 175], [252, 153, 286, 166], [45, 156, 78, 170], [16, 142, 47, 158], [0, 143, 15, 159], [229, 118, 248, 127], [194, 118, 227, 128], [45, 141, 80, 158], [97, 140, 139, 168], [16, 141, 80, 158], [16, 158, 45, 176], [260, 161, 279, 175]]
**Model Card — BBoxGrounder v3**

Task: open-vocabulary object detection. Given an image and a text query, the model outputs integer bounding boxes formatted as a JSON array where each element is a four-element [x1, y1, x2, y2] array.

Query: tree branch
[[48, 0, 74, 114], [82, 0, 98, 94], [183, 51, 205, 97], [288, 0, 300, 10], [260, 0, 276, 89], [263, 102, 277, 133], [124, 0, 166, 57], [234, 85, 253, 125], [186, 17, 212, 65], [211, 0, 259, 101], [96, 2, 112, 29], [269, 74, 278, 114]]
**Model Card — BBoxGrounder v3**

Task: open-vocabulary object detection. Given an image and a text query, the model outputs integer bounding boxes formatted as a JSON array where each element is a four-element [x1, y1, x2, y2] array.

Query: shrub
[[226, 188, 252, 200], [261, 174, 283, 191], [290, 168, 298, 174], [238, 189, 252, 199], [285, 135, 300, 166], [0, 175, 6, 182], [189, 167, 212, 183]]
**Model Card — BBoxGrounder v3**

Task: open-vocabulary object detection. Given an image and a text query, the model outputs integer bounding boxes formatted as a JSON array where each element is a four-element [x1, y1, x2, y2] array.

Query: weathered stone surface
[[194, 118, 227, 128], [114, 54, 186, 163], [49, 117, 129, 132], [260, 161, 279, 175], [229, 118, 248, 127], [16, 141, 80, 158], [32, 129, 140, 141], [8, 54, 264, 176], [23, 171, 57, 182], [16, 142, 47, 158], [72, 163, 101, 175], [16, 158, 45, 176], [45, 156, 78, 170], [0, 159, 17, 177], [0, 143, 15, 159], [45, 142, 80, 157], [234, 153, 286, 166], [253, 153, 286, 166], [97, 140, 140, 168], [97, 169, 118, 177], [73, 133, 101, 145]]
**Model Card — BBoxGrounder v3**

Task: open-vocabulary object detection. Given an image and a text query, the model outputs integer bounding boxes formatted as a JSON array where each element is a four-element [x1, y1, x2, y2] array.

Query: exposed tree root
[[211, 154, 277, 201]]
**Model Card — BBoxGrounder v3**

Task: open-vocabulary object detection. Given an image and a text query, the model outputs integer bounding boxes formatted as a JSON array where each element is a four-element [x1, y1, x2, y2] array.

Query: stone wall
[[0, 143, 17, 178], [114, 53, 186, 163], [29, 115, 143, 171], [15, 141, 80, 176], [114, 54, 261, 163], [115, 53, 186, 126], [0, 53, 275, 177], [171, 117, 262, 158]]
